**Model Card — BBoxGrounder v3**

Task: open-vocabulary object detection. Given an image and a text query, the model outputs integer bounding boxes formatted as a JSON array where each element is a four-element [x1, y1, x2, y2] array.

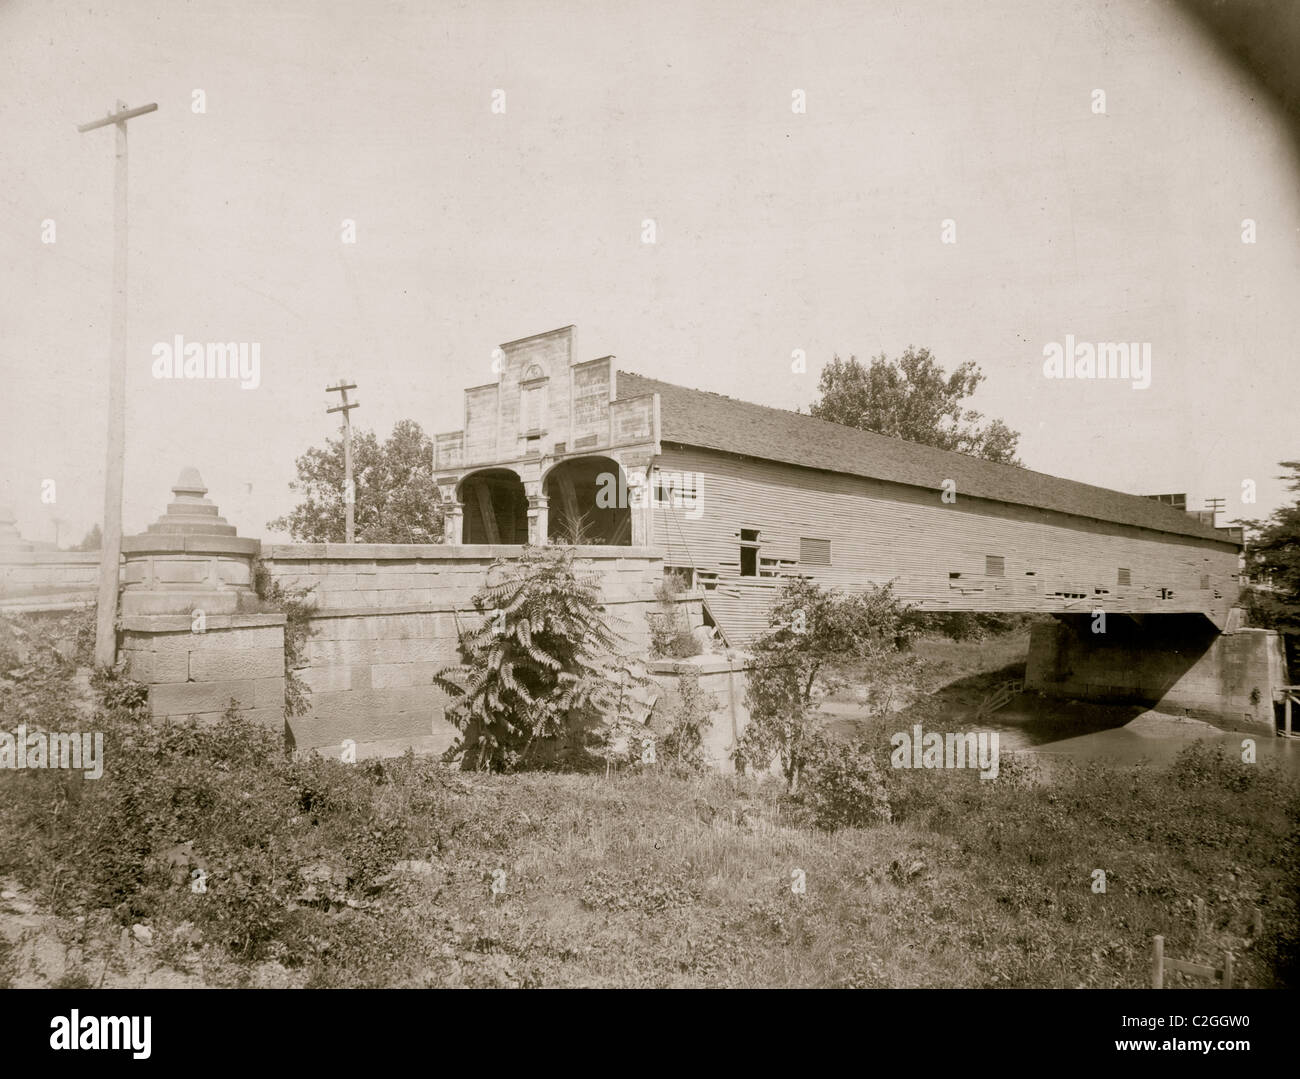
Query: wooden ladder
[[975, 679, 1023, 721]]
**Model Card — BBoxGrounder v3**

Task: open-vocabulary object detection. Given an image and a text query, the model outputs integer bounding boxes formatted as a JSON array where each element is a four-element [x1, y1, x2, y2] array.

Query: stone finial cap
[[172, 466, 208, 499], [142, 466, 237, 537]]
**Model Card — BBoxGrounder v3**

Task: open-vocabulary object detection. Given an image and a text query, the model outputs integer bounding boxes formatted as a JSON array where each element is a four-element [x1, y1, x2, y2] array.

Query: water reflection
[[990, 707, 1300, 777], [818, 698, 1300, 778]]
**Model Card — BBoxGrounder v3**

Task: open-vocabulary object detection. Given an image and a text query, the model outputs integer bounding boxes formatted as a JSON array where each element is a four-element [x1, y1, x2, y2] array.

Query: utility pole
[[326, 382, 360, 542], [77, 100, 158, 667]]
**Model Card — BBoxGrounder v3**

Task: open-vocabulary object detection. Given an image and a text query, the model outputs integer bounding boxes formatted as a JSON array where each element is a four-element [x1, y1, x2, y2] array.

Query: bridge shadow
[[818, 651, 1146, 749]]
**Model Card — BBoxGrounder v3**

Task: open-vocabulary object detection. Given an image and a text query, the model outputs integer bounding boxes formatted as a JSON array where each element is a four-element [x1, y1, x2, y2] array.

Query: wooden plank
[[499, 483, 516, 543], [1165, 959, 1215, 978], [473, 483, 499, 544], [76, 102, 157, 132]]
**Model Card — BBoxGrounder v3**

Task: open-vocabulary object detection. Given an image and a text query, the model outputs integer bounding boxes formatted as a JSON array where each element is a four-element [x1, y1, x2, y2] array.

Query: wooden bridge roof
[[616, 371, 1235, 546]]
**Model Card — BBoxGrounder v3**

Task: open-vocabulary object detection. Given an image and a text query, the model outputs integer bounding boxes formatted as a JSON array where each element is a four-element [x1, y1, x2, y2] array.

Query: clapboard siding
[[652, 445, 1238, 641]]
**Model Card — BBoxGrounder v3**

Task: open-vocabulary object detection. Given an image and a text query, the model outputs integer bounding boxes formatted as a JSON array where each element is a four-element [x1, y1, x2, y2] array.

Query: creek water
[[816, 699, 1300, 779], [1005, 710, 1300, 778]]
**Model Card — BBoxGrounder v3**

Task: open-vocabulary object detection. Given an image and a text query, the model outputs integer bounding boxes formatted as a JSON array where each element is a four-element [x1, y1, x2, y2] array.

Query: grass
[[0, 609, 1296, 989]]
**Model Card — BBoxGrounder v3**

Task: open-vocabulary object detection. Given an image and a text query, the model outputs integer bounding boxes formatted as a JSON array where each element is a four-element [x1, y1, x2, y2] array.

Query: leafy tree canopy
[[1238, 461, 1300, 666], [269, 419, 443, 543], [735, 577, 919, 791], [810, 347, 1021, 465]]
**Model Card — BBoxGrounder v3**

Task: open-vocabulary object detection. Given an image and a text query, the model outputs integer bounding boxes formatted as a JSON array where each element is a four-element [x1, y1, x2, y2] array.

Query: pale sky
[[2, 0, 1297, 546]]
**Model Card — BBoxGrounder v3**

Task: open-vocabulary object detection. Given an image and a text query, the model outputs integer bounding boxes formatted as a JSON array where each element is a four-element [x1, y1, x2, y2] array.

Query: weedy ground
[[0, 611, 1295, 989]]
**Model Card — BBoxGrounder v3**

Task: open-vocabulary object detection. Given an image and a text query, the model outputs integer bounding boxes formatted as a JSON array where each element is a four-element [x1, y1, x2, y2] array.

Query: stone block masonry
[[644, 654, 754, 773], [1025, 614, 1288, 734], [121, 613, 286, 728], [115, 471, 287, 729], [262, 543, 668, 753]]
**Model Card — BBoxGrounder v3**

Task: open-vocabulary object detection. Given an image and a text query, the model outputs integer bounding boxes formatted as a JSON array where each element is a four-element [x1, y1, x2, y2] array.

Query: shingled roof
[[616, 371, 1235, 546]]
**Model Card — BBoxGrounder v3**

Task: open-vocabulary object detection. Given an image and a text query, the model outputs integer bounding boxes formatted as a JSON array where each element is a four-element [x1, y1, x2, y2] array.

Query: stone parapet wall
[[0, 551, 102, 600], [262, 544, 669, 752]]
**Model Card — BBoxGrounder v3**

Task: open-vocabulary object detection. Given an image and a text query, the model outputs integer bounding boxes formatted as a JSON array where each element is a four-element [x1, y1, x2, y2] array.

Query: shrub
[[252, 560, 317, 720], [1169, 740, 1276, 794], [656, 669, 718, 772], [786, 731, 892, 830], [435, 545, 643, 772], [906, 611, 1031, 642], [736, 577, 915, 789], [0, 612, 97, 730], [647, 579, 701, 658], [90, 662, 150, 719]]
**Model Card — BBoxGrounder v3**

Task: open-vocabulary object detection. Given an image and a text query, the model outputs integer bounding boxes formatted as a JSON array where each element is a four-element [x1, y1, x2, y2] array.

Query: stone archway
[[459, 469, 528, 545], [543, 456, 632, 545]]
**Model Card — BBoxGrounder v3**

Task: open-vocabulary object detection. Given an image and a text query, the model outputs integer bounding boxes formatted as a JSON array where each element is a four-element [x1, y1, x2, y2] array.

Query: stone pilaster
[[445, 501, 464, 544], [527, 494, 549, 546]]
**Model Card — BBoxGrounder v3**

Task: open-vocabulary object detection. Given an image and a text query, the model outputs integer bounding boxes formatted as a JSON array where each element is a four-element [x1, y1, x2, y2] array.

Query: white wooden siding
[[650, 445, 1239, 640]]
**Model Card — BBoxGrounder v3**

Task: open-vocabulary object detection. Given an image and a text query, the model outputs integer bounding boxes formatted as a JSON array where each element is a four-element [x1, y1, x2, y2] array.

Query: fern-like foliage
[[434, 545, 644, 771]]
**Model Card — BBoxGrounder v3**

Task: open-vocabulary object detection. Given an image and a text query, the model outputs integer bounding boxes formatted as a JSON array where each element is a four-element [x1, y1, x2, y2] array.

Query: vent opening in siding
[[1200, 574, 1210, 590], [1117, 568, 1131, 587], [799, 537, 831, 565], [739, 528, 760, 577], [985, 555, 1004, 577]]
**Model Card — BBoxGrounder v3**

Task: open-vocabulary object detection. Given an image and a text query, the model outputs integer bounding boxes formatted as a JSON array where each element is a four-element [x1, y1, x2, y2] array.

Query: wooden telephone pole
[[326, 382, 360, 542], [77, 100, 158, 667]]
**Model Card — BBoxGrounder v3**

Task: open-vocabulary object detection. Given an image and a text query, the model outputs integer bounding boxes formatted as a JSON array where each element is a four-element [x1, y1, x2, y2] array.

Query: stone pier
[[1025, 613, 1288, 735], [118, 469, 286, 727]]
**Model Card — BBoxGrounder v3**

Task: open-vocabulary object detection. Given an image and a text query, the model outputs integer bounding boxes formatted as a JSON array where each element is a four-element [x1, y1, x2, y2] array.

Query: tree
[[71, 524, 102, 551], [810, 347, 1021, 465], [434, 545, 644, 772], [268, 419, 443, 542], [734, 577, 919, 791], [1238, 461, 1300, 672]]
